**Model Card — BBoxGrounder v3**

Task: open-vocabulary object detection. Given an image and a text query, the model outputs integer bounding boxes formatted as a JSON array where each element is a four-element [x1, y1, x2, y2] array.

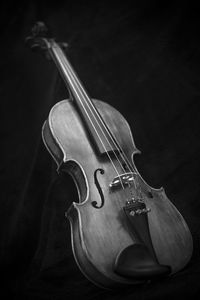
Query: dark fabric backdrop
[[1, 1, 200, 299]]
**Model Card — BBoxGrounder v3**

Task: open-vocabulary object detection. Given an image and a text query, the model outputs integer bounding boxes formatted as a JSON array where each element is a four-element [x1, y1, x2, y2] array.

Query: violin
[[27, 22, 193, 289]]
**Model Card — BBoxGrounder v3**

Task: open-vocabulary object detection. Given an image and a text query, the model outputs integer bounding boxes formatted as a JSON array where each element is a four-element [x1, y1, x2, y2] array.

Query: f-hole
[[92, 168, 105, 209]]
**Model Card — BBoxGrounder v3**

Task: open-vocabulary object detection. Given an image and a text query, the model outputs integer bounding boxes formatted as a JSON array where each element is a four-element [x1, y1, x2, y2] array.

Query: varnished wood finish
[[42, 98, 193, 288]]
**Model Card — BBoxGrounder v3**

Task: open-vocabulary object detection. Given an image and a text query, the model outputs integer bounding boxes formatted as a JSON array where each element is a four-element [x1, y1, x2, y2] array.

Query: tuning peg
[[58, 42, 68, 50], [31, 21, 48, 37], [25, 36, 33, 46]]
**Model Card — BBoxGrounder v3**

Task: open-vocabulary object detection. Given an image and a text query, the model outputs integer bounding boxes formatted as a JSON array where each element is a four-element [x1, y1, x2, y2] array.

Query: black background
[[1, 1, 200, 299]]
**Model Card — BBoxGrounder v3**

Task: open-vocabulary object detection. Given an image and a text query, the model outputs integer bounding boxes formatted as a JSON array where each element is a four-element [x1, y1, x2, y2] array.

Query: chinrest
[[114, 244, 171, 279]]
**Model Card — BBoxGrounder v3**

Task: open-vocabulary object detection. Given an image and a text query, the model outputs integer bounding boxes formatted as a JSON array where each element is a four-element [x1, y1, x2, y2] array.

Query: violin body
[[42, 98, 193, 288]]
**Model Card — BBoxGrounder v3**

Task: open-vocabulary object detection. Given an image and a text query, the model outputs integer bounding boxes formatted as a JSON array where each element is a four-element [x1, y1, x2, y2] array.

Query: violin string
[[51, 42, 139, 195], [55, 43, 140, 192], [50, 44, 126, 189], [58, 48, 129, 174], [55, 43, 136, 177], [61, 50, 139, 193]]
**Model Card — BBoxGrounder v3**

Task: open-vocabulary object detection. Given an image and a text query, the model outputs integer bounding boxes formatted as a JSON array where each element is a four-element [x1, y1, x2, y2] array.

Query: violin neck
[[48, 40, 119, 156], [48, 40, 90, 105]]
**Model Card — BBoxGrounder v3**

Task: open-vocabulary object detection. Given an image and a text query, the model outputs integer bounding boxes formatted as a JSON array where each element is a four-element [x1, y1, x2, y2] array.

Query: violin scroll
[[25, 22, 68, 58]]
